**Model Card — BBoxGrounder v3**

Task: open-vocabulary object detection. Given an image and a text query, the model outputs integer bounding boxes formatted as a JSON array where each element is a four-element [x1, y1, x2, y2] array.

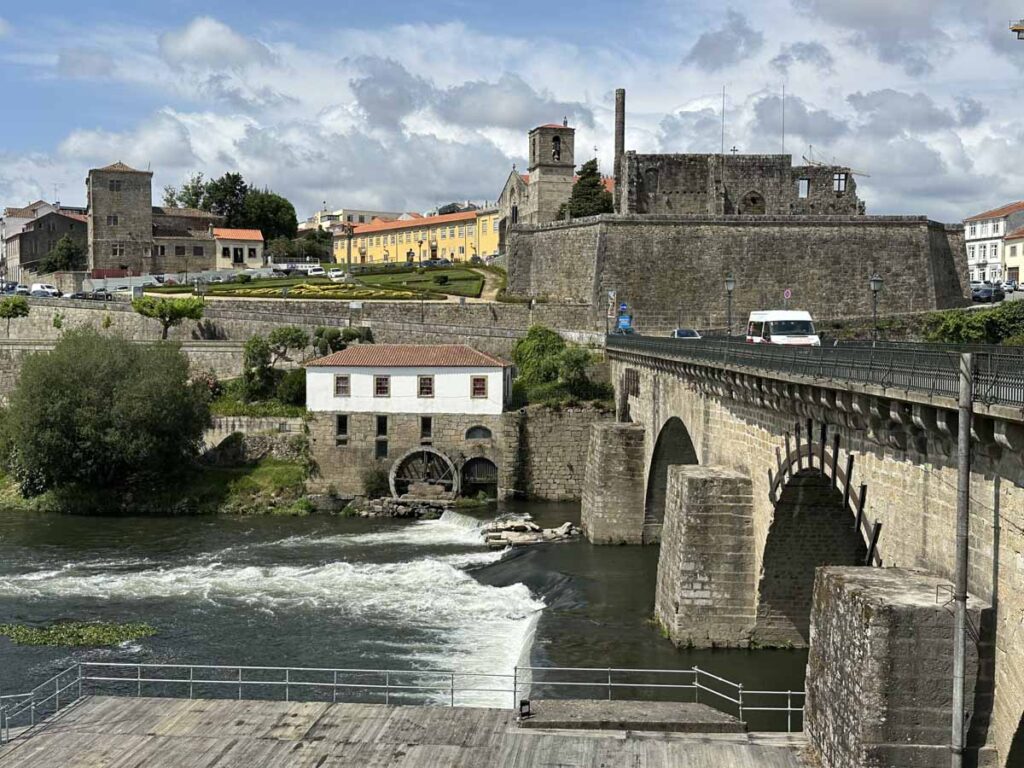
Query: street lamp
[[418, 239, 424, 266], [725, 273, 736, 336], [869, 273, 883, 341]]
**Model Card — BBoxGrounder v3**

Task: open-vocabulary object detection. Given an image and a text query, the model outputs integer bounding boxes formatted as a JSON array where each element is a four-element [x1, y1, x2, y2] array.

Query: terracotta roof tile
[[213, 227, 264, 241], [350, 209, 486, 235], [1004, 226, 1024, 241], [965, 201, 1024, 222], [307, 344, 508, 368]]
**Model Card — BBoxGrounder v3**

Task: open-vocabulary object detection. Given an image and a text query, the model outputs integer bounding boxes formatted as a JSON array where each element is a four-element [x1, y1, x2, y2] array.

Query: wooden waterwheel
[[389, 447, 459, 498]]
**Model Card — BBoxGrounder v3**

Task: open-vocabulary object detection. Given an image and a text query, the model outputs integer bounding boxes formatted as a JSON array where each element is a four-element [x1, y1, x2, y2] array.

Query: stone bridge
[[581, 335, 1024, 767]]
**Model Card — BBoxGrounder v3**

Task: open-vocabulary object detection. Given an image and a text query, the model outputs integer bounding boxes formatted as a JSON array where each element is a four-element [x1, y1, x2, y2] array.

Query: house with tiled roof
[[335, 207, 501, 265], [305, 344, 512, 497], [963, 201, 1024, 283], [213, 228, 265, 269], [1, 201, 88, 280]]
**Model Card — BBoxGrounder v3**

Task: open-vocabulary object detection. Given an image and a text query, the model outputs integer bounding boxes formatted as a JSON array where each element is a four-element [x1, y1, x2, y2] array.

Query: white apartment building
[[298, 207, 404, 232], [306, 345, 511, 415], [963, 202, 1024, 282]]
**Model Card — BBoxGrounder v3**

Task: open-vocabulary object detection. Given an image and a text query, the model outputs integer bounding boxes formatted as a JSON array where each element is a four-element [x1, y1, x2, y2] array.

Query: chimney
[[614, 89, 626, 212]]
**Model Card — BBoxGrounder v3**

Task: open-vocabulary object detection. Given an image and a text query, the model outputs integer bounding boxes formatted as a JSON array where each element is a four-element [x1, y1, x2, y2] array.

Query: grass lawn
[[356, 268, 484, 298], [145, 267, 481, 300]]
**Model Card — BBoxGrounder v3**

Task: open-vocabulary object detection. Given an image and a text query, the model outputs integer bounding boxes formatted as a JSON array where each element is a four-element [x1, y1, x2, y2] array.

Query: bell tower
[[526, 119, 575, 224]]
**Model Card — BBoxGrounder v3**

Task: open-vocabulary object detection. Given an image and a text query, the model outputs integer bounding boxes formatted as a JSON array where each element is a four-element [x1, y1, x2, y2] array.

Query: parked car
[[1004, 280, 1018, 293], [14, 284, 30, 295], [972, 284, 1005, 303], [30, 289, 54, 298], [90, 289, 114, 301], [307, 266, 326, 278], [30, 283, 62, 297], [746, 310, 821, 346], [670, 328, 702, 339], [470, 255, 484, 265], [327, 268, 345, 280]]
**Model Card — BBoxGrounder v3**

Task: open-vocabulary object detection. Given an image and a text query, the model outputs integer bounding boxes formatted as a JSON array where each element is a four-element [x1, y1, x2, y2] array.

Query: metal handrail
[[0, 661, 806, 743], [606, 334, 1024, 408]]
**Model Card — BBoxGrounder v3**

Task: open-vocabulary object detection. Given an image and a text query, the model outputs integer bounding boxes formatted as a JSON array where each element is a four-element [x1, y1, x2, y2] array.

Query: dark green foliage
[[267, 325, 309, 365], [267, 236, 296, 261], [0, 295, 29, 337], [513, 325, 567, 384], [163, 172, 207, 209], [276, 368, 307, 406], [312, 326, 345, 357], [40, 234, 86, 273], [235, 274, 251, 284], [342, 326, 373, 343], [0, 328, 211, 498], [557, 158, 613, 220], [362, 466, 391, 498], [0, 621, 157, 647], [244, 189, 298, 241], [205, 172, 249, 226], [924, 301, 1024, 344], [132, 296, 205, 339], [211, 379, 306, 417], [434, 274, 450, 286], [242, 335, 275, 401]]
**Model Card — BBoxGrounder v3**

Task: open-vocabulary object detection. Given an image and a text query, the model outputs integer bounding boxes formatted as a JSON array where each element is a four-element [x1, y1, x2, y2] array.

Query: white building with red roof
[[963, 201, 1024, 282], [306, 344, 511, 415], [213, 227, 265, 269]]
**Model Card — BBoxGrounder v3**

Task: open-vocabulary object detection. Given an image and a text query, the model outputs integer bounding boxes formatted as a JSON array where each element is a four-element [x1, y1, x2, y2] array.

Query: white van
[[30, 283, 61, 297], [746, 310, 821, 346]]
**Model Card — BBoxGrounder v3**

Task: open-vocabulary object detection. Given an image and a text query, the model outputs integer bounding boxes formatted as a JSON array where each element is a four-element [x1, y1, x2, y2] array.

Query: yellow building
[[332, 209, 500, 266], [1004, 226, 1024, 284]]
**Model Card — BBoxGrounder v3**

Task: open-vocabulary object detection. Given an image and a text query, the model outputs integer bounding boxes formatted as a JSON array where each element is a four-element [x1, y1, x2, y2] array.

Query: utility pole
[[951, 352, 972, 768]]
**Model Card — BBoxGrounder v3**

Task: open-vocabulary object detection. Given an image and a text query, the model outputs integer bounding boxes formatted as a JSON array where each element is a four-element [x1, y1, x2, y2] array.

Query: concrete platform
[[518, 699, 746, 733], [0, 696, 811, 767]]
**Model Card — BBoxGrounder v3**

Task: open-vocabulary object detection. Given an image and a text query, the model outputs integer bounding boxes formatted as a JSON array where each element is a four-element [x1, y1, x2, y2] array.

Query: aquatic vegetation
[[0, 621, 157, 647]]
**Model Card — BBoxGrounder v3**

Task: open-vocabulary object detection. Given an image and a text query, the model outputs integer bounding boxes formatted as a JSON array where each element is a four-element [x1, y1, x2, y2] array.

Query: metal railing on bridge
[[606, 335, 1024, 408], [0, 662, 804, 744]]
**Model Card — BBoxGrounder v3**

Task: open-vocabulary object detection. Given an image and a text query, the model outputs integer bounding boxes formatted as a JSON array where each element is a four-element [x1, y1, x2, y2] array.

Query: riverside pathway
[[0, 696, 811, 767]]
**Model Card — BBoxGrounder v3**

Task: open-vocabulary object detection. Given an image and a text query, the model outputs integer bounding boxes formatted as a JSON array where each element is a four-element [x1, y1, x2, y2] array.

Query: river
[[0, 501, 806, 725]]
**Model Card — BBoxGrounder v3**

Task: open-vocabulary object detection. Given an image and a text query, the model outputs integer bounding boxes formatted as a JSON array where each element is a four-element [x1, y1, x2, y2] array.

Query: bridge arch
[[644, 417, 698, 543], [756, 425, 872, 646]]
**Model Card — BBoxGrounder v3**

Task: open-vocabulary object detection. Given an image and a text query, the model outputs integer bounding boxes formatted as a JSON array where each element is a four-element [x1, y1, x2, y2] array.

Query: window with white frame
[[334, 374, 350, 397]]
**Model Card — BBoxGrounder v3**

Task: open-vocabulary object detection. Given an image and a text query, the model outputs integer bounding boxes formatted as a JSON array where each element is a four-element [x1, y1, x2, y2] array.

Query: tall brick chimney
[[614, 88, 626, 212]]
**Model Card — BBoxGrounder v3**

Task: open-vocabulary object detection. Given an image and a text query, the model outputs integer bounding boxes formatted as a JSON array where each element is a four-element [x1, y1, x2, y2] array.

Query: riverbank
[[0, 458, 313, 516]]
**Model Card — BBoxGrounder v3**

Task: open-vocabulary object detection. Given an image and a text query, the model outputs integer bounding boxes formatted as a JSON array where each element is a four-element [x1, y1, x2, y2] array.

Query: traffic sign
[[783, 288, 792, 300], [619, 302, 628, 312]]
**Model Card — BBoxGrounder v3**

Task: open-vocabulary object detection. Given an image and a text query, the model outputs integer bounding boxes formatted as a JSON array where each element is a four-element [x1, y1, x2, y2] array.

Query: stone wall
[[6, 297, 599, 358], [500, 405, 611, 500], [805, 567, 993, 768], [580, 422, 647, 543], [653, 465, 756, 648], [604, 354, 1024, 764], [0, 339, 245, 404], [204, 416, 305, 451], [508, 215, 969, 332]]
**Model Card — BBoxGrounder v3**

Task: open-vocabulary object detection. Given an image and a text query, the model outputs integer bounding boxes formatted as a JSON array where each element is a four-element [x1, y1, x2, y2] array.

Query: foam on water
[[265, 509, 495, 551]]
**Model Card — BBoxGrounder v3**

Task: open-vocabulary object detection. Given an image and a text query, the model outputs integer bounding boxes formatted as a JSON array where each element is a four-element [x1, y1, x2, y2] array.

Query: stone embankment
[[344, 496, 456, 519]]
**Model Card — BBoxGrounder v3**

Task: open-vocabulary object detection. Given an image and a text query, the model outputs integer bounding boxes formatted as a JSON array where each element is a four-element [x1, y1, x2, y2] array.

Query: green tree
[[243, 189, 298, 241], [266, 237, 296, 262], [267, 326, 309, 366], [131, 296, 205, 340], [0, 328, 210, 499], [557, 158, 613, 220], [40, 235, 86, 273], [242, 334, 274, 401], [163, 172, 207, 209], [0, 296, 29, 338], [312, 326, 345, 357], [205, 172, 249, 226], [512, 325, 566, 385]]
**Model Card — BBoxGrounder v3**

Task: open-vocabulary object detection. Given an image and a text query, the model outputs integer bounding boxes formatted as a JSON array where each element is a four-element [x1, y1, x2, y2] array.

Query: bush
[[434, 274, 450, 286], [242, 335, 275, 401], [362, 466, 390, 499], [925, 302, 1024, 345], [1, 328, 210, 498], [276, 368, 306, 406], [312, 326, 344, 357], [513, 325, 566, 385], [235, 274, 252, 283]]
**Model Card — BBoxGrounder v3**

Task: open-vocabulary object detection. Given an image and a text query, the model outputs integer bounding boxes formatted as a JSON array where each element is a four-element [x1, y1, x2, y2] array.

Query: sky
[[1, 0, 1022, 222]]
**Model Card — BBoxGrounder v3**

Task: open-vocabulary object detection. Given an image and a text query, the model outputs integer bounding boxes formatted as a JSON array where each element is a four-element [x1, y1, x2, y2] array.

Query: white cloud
[[57, 48, 115, 78], [158, 17, 273, 70], [0, 17, 10, 39], [683, 9, 765, 72], [59, 112, 199, 171]]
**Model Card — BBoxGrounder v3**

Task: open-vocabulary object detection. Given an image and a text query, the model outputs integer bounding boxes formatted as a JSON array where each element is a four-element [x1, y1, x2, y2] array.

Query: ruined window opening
[[798, 179, 809, 199], [335, 415, 348, 446], [833, 173, 848, 193], [376, 415, 388, 437], [466, 425, 492, 440], [421, 417, 433, 442], [375, 440, 388, 459]]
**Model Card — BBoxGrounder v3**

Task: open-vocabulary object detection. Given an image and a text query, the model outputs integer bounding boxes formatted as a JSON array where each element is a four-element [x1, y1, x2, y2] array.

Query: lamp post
[[418, 239, 424, 267], [725, 273, 736, 336], [869, 273, 883, 341]]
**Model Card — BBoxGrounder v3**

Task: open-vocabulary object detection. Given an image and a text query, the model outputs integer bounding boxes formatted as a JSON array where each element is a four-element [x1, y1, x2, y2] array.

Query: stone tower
[[86, 161, 154, 274], [526, 121, 575, 224]]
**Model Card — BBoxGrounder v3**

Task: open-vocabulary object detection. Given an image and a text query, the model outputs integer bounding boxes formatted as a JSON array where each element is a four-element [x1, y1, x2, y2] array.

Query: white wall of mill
[[306, 366, 506, 415]]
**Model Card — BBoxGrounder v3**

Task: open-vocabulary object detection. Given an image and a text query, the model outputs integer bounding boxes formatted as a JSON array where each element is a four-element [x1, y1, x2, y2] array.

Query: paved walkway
[[0, 697, 811, 767]]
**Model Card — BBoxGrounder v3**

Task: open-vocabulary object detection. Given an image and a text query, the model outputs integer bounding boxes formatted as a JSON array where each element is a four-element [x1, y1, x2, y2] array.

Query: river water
[[0, 501, 806, 724]]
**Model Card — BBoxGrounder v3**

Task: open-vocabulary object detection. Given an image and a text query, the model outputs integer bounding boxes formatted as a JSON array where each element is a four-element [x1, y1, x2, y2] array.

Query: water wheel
[[389, 447, 459, 498]]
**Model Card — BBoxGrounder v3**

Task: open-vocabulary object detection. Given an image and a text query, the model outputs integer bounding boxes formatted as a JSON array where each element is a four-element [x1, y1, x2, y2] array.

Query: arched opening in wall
[[461, 457, 498, 498], [618, 368, 640, 423], [466, 425, 492, 440], [390, 447, 459, 499], [755, 468, 867, 645], [740, 190, 766, 215], [643, 417, 698, 542]]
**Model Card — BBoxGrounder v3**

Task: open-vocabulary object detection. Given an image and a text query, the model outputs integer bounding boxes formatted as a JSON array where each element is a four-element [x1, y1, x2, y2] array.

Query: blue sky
[[2, 1, 1023, 221]]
